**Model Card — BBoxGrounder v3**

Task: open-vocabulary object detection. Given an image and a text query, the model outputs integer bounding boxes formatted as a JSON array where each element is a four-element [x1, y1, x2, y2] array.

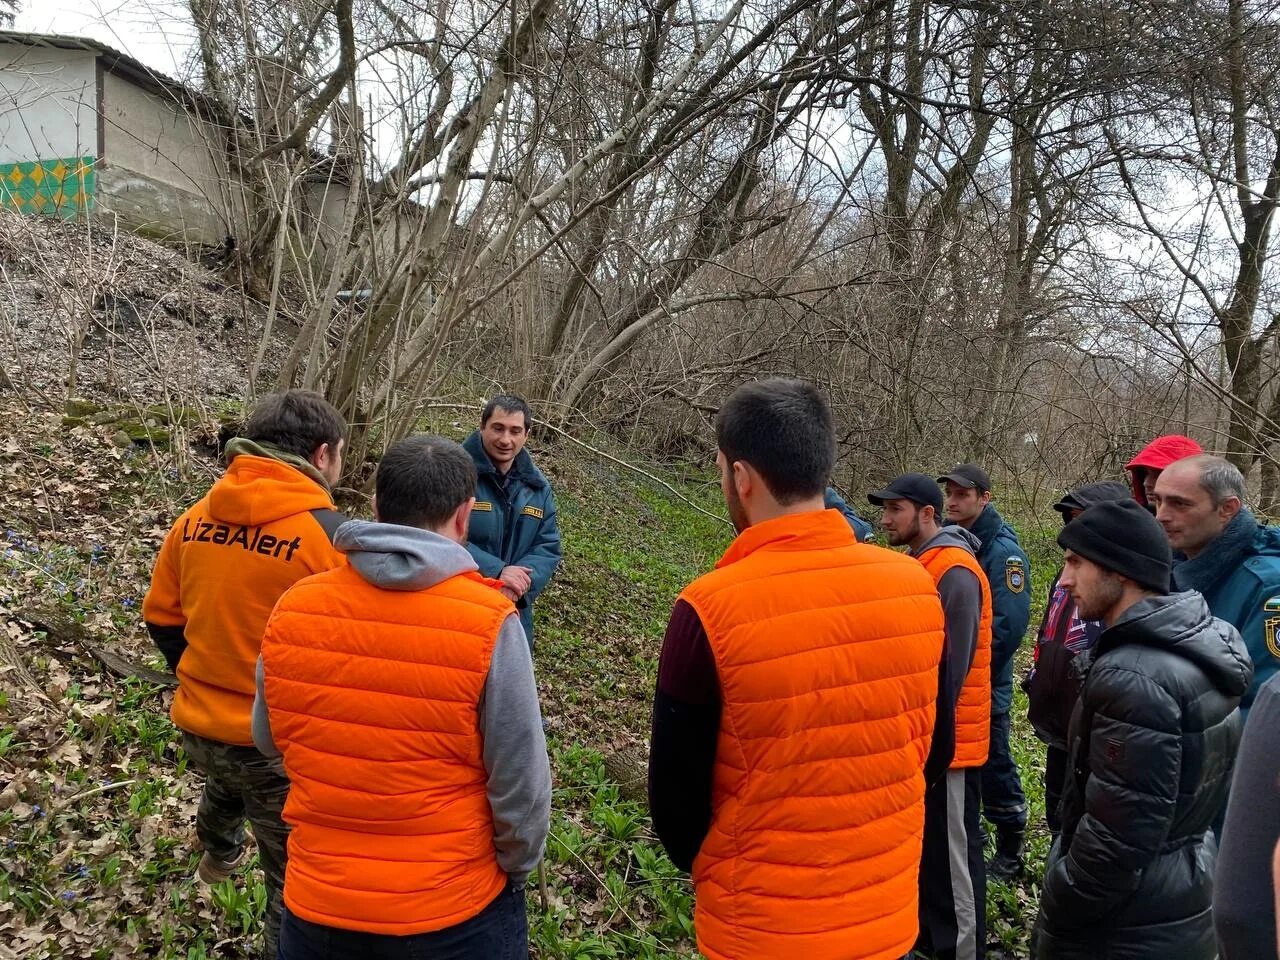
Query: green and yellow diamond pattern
[[0, 157, 96, 217]]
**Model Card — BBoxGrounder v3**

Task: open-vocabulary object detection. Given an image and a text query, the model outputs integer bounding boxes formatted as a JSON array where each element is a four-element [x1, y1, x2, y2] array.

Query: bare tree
[[179, 0, 912, 463], [159, 0, 1280, 507], [1097, 0, 1280, 505]]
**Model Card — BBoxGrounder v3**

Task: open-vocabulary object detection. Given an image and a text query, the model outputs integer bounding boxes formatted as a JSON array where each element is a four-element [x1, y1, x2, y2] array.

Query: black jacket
[[1026, 569, 1102, 751], [1026, 481, 1129, 749], [1033, 591, 1252, 960]]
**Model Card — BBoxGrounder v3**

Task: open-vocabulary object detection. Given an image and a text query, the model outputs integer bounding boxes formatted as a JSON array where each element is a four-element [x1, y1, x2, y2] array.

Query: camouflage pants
[[182, 732, 291, 960]]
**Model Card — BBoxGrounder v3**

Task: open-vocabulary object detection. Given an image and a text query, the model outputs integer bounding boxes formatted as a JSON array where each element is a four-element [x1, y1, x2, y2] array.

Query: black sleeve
[[923, 651, 954, 786], [648, 599, 720, 872], [1215, 676, 1280, 959], [924, 566, 981, 784], [309, 508, 347, 541], [146, 622, 187, 672]]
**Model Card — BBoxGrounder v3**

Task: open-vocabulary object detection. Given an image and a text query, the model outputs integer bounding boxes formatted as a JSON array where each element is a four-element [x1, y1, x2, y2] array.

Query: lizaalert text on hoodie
[[179, 515, 306, 562]]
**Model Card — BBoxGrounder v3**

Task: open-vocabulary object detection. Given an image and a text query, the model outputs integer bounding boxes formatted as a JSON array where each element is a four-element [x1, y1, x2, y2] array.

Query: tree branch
[[251, 0, 357, 163]]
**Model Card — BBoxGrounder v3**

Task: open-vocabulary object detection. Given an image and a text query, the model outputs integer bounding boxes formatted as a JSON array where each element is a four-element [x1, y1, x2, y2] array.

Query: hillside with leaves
[[0, 204, 1071, 959], [0, 390, 1061, 959]]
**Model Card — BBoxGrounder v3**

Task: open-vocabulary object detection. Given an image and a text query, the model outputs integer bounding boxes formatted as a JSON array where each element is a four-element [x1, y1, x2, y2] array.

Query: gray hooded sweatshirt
[[252, 519, 552, 883], [912, 524, 985, 784]]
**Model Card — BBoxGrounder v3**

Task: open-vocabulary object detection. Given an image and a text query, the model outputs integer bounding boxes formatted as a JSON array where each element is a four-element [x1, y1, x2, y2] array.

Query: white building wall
[[0, 39, 369, 252], [98, 70, 246, 242], [0, 43, 98, 163]]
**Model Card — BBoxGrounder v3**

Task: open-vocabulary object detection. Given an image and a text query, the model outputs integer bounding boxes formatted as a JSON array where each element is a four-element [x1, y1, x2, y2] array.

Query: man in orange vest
[[937, 463, 1030, 879], [870, 473, 992, 960], [254, 434, 550, 960], [648, 379, 945, 960], [143, 390, 348, 960]]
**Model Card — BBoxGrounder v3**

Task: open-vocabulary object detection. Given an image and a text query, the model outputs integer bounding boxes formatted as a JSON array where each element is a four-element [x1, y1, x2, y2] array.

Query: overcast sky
[[14, 1, 193, 78]]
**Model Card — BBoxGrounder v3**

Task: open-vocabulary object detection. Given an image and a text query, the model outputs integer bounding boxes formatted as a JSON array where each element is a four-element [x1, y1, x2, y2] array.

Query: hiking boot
[[987, 827, 1024, 882], [197, 847, 247, 884]]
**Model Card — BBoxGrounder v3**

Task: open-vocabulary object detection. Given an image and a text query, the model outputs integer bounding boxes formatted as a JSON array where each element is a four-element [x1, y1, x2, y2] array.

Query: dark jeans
[[981, 711, 1027, 831], [278, 882, 529, 960], [182, 732, 291, 960]]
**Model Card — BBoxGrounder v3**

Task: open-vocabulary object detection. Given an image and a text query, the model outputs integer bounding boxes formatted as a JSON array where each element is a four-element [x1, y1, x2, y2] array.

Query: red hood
[[208, 455, 334, 527], [1125, 434, 1203, 505]]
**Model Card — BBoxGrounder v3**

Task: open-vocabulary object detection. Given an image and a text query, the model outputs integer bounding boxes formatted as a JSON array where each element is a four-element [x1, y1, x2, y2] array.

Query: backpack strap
[[309, 508, 347, 543]]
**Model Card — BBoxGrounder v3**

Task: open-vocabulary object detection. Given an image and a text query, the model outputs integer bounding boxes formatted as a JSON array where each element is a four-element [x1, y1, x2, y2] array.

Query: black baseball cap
[[937, 463, 991, 493], [1052, 480, 1131, 517], [868, 473, 944, 515]]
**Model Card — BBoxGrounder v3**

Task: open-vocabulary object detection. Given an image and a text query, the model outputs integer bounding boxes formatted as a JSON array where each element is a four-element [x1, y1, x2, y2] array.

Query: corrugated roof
[[0, 29, 149, 69]]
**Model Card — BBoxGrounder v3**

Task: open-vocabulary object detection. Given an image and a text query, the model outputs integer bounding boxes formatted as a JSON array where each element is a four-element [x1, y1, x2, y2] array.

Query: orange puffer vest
[[919, 543, 993, 768], [680, 509, 945, 960], [260, 563, 512, 935]]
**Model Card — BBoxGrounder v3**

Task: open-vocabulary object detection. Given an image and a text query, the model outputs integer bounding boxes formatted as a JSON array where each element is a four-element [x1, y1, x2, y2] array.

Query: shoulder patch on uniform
[[1267, 616, 1280, 660], [521, 505, 545, 520], [1005, 556, 1026, 594], [1265, 595, 1280, 613], [473, 501, 493, 512]]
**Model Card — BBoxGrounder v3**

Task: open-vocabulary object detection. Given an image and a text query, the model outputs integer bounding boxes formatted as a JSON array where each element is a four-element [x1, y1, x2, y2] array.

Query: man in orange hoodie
[[648, 379, 945, 960], [143, 390, 346, 960]]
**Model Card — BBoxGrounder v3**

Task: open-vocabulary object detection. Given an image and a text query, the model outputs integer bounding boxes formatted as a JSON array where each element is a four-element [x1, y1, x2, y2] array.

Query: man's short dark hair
[[482, 394, 533, 430], [244, 390, 346, 460], [376, 435, 477, 528], [716, 379, 836, 503]]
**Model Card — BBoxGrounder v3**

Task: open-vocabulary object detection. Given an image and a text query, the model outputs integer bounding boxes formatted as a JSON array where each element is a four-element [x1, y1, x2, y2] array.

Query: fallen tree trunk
[[20, 609, 176, 688]]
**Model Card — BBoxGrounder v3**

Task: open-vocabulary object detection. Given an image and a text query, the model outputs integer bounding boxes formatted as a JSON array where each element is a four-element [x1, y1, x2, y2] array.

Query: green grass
[[531, 741, 696, 958], [520, 450, 727, 957], [0, 415, 1064, 958], [987, 515, 1060, 958]]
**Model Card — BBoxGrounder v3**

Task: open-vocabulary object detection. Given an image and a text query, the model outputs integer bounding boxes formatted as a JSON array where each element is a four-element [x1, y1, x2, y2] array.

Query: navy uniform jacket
[[824, 487, 873, 542], [463, 431, 562, 646], [971, 503, 1031, 714], [1173, 508, 1280, 717]]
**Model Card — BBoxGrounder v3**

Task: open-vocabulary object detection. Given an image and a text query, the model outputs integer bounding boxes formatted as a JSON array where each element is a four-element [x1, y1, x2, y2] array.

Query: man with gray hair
[[1156, 454, 1280, 955], [1152, 454, 1280, 713]]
